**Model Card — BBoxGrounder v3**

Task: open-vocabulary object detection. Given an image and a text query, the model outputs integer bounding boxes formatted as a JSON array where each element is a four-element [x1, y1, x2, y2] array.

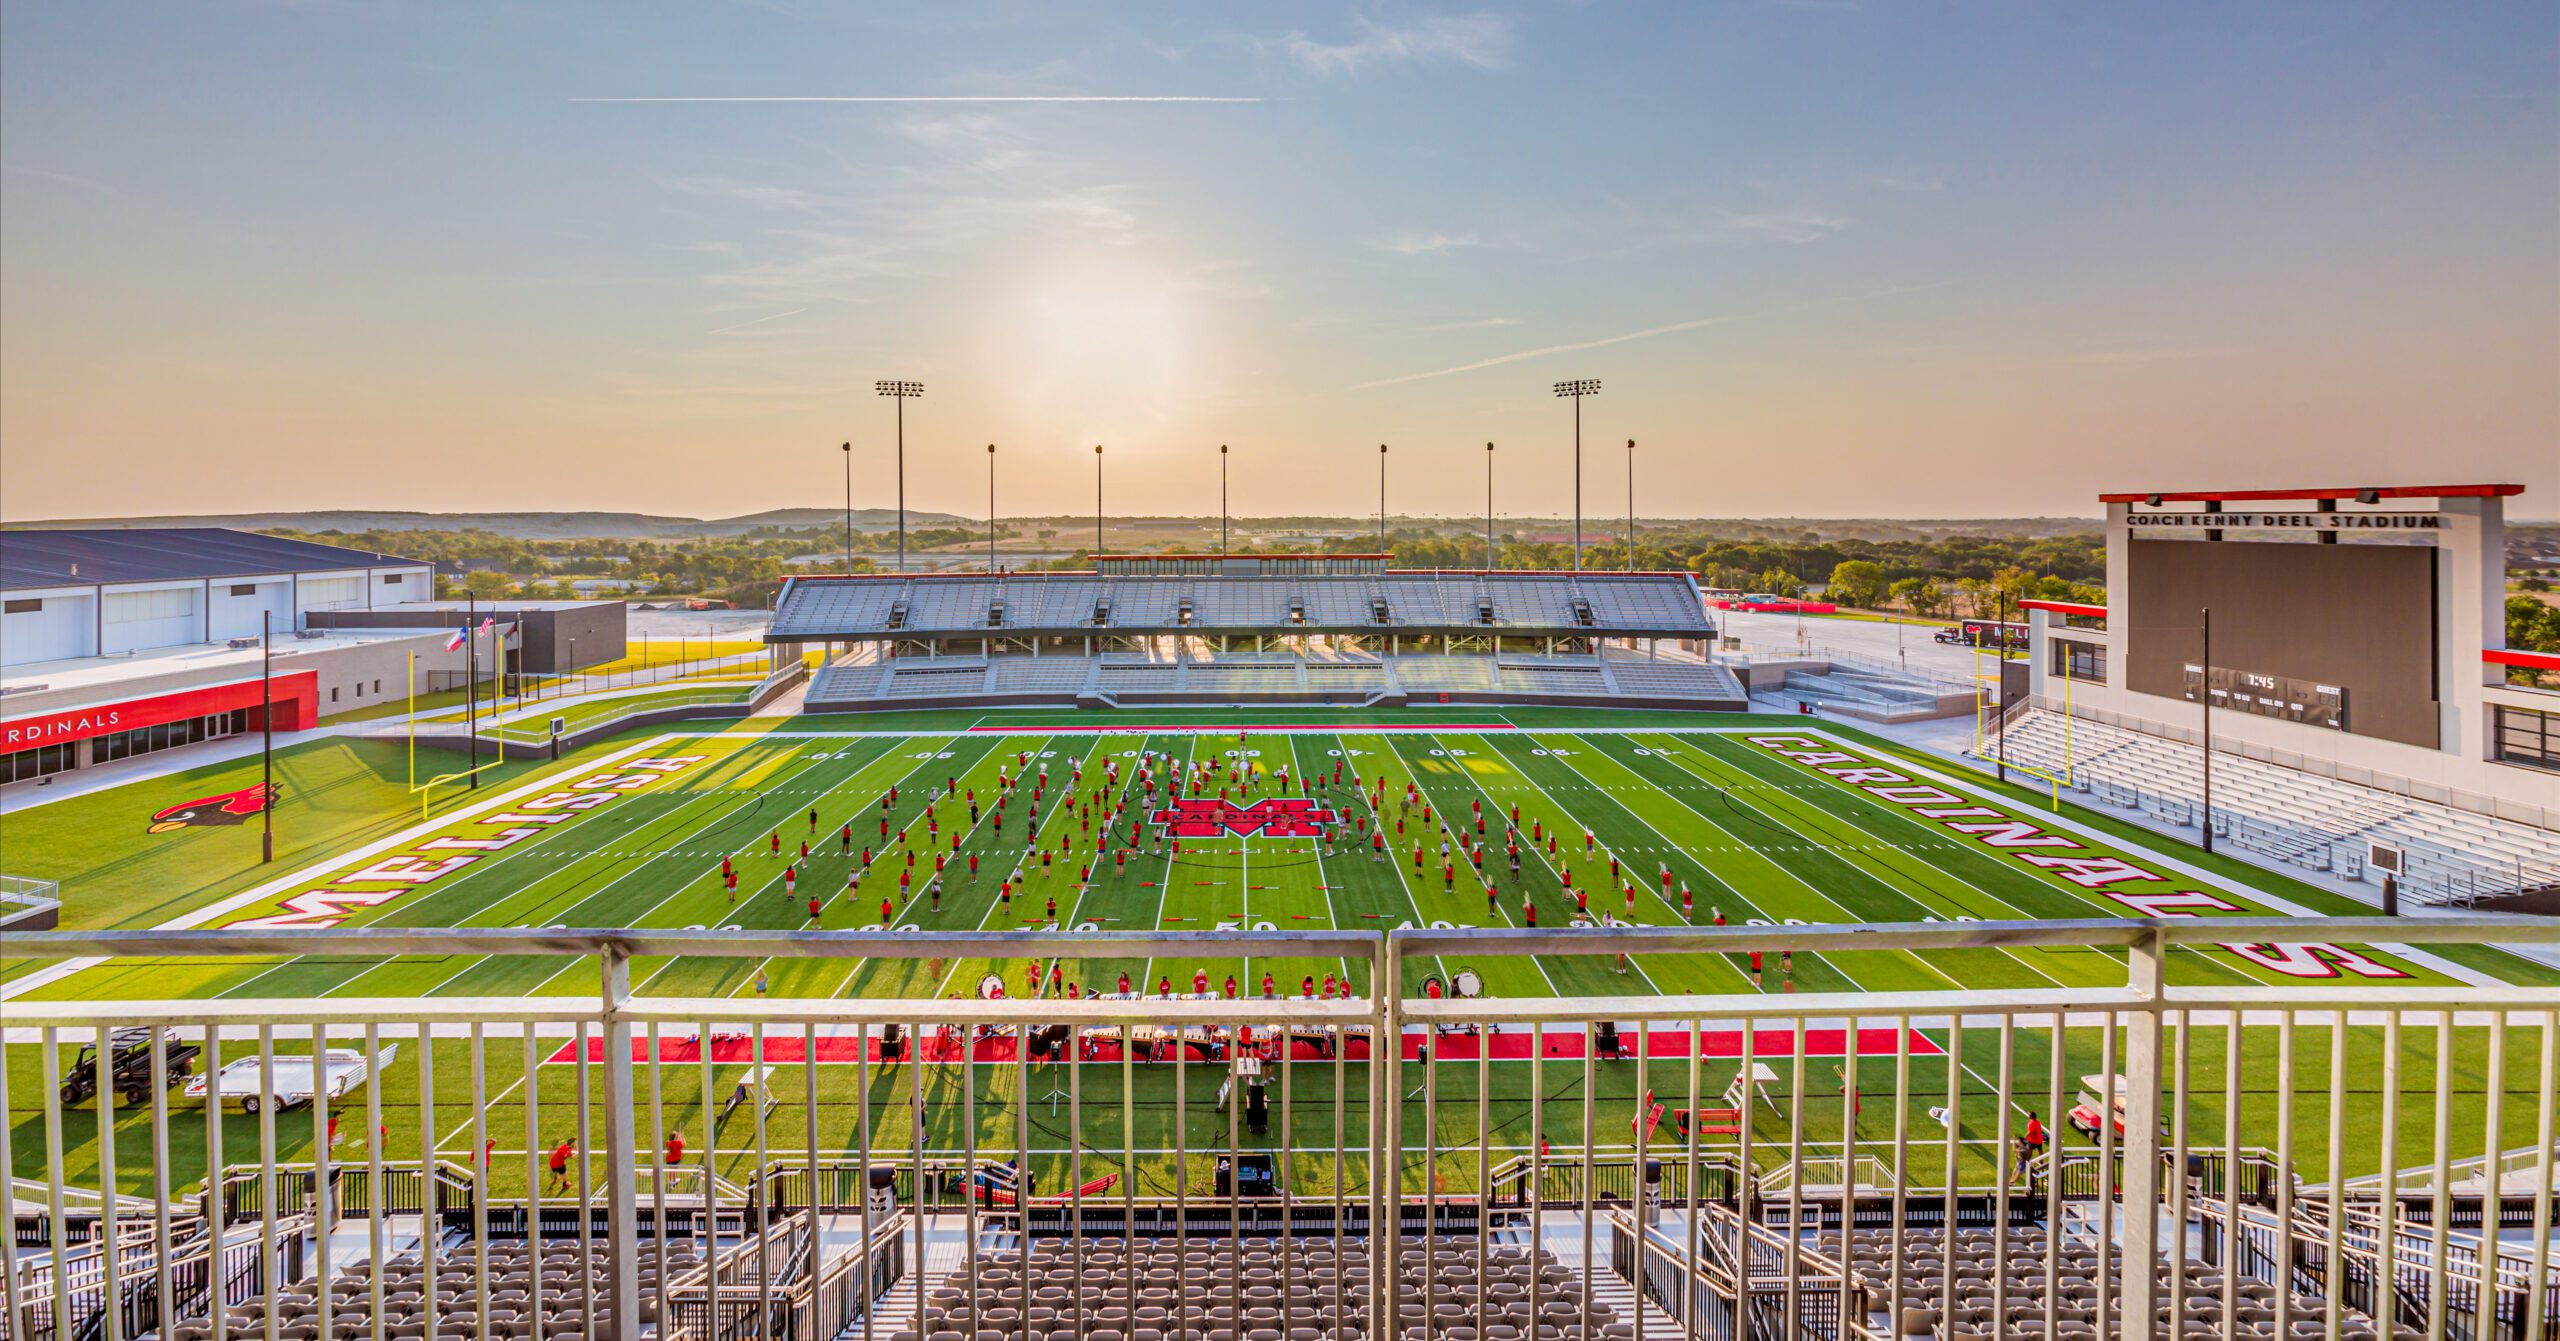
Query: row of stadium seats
[[799, 653, 1746, 711], [1979, 708, 2560, 903], [907, 1235, 1634, 1341], [153, 1239, 704, 1338], [771, 573, 1715, 639], [1811, 1228, 2390, 1341]]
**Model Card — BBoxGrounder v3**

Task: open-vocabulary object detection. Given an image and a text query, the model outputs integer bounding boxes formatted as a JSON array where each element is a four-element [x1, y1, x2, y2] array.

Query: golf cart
[[59, 1027, 201, 1107], [2065, 1073, 2166, 1141]]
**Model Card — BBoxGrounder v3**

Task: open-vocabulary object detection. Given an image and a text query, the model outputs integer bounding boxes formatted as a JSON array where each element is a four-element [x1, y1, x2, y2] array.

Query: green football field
[[6, 711, 2553, 1199]]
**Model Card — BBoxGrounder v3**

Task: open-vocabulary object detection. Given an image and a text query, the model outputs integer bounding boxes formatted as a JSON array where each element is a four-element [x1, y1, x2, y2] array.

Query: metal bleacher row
[[803, 651, 1745, 711], [770, 572, 1715, 639], [1979, 706, 2560, 904]]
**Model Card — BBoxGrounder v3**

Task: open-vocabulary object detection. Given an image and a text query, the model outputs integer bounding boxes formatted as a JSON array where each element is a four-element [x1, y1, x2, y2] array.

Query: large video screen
[[2124, 539, 2438, 748]]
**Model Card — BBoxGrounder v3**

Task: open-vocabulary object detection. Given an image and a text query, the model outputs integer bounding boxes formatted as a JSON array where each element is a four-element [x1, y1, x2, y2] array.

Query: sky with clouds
[[3, 2, 2554, 522]]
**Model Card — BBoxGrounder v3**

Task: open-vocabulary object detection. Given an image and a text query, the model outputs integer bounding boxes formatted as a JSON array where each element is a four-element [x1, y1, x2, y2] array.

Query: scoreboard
[[2182, 664, 2347, 731]]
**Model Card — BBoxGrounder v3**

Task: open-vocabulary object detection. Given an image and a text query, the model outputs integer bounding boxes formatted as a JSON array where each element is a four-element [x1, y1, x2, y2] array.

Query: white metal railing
[[6, 920, 2557, 1341]]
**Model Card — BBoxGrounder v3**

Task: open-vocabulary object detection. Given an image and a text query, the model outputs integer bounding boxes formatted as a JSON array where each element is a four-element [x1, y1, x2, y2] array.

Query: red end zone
[[550, 1026, 1937, 1066]]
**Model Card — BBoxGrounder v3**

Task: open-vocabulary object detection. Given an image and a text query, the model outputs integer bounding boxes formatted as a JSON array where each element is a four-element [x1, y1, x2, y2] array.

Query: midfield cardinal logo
[[1150, 797, 1340, 838], [148, 782, 278, 833]]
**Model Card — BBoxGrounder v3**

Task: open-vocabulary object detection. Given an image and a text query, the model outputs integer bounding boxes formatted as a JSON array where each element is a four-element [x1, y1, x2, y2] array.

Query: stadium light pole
[[876, 380, 923, 571], [261, 610, 274, 863], [1994, 591, 2009, 784], [1624, 438, 1636, 572], [2200, 605, 2215, 855], [1484, 443, 1496, 571], [840, 442, 855, 574], [1220, 444, 1230, 558], [1377, 444, 1388, 556], [986, 443, 998, 573], [1094, 444, 1104, 562], [1553, 380, 1601, 572]]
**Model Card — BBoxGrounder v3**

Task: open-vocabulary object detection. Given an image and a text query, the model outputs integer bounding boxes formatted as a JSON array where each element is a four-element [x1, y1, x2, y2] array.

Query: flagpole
[[261, 610, 274, 864], [407, 650, 416, 802], [466, 595, 479, 790]]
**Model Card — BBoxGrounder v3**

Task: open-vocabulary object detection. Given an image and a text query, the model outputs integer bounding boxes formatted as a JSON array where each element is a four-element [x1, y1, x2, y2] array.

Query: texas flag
[[443, 626, 468, 652]]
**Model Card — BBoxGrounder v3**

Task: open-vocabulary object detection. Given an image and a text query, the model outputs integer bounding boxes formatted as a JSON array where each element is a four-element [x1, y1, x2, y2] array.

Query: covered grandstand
[[769, 556, 1745, 711]]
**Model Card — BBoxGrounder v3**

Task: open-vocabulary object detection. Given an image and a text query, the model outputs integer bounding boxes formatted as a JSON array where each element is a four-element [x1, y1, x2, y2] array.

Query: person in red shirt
[[769, 832, 781, 856], [721, 856, 733, 880], [1222, 975, 1238, 1000], [1522, 896, 1536, 927], [880, 896, 894, 923], [2017, 1112, 2047, 1184], [725, 871, 738, 901], [784, 865, 798, 898], [1322, 971, 1338, 998], [1301, 974, 1316, 997], [1045, 894, 1057, 922], [1117, 972, 1132, 995], [968, 853, 980, 880], [664, 1131, 686, 1166], [1158, 975, 1174, 996], [1261, 971, 1275, 997], [1193, 968, 1209, 994], [1575, 887, 1588, 915], [807, 894, 822, 923], [546, 1138, 578, 1195]]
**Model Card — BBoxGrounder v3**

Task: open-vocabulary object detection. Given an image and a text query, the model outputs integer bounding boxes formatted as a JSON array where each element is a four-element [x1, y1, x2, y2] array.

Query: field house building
[[0, 529, 622, 785]]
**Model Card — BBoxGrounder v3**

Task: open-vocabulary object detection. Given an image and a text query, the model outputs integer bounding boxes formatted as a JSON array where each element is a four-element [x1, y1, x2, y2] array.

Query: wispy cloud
[[1280, 14, 1516, 75], [573, 94, 1260, 104], [1711, 209, 1848, 244], [1376, 231, 1482, 256], [1353, 283, 1950, 389], [704, 307, 807, 335], [665, 175, 822, 211], [1424, 316, 1522, 331]]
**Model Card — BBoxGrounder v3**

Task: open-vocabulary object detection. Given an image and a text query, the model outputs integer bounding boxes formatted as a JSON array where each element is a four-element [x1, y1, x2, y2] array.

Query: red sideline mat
[[964, 723, 1517, 733], [550, 1026, 1935, 1066]]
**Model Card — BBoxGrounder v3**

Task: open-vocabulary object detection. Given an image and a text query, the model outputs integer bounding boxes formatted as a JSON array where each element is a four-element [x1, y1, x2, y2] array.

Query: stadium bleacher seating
[[1981, 707, 2560, 903], [1812, 1227, 2379, 1341], [771, 572, 1714, 639], [911, 1234, 1636, 1341], [800, 649, 1746, 712]]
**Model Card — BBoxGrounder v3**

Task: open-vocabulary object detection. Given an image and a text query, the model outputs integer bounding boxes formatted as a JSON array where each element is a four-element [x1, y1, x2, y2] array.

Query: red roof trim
[[2100, 485, 2523, 504], [2484, 648, 2560, 672], [2018, 599, 2107, 618]]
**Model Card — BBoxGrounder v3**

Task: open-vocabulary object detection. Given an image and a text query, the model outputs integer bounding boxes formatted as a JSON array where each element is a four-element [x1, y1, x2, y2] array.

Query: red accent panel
[[2484, 648, 2560, 671], [2018, 599, 2108, 618], [2099, 484, 2523, 504], [0, 670, 319, 751]]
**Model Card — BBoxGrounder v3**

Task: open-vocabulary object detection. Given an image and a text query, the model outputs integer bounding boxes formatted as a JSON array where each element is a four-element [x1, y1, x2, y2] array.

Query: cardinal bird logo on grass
[[1149, 797, 1339, 838], [148, 783, 278, 833]]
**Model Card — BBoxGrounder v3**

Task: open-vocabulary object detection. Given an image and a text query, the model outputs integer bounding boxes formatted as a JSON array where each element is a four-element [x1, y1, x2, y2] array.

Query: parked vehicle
[[183, 1045, 393, 1115], [59, 1027, 200, 1107]]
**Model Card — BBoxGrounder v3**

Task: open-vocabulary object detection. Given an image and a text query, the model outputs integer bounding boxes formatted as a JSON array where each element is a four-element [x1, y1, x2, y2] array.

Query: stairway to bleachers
[[1979, 708, 2560, 903]]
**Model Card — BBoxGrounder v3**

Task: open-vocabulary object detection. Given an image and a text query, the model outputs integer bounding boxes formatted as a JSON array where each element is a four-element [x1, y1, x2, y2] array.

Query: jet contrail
[[573, 95, 1261, 103], [1350, 282, 1955, 390]]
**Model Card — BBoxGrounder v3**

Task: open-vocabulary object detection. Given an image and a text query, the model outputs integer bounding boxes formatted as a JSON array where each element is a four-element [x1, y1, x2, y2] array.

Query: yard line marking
[[1491, 730, 1945, 992], [404, 738, 889, 1001], [1591, 734, 2070, 992], [1366, 733, 1568, 997], [213, 738, 819, 1000], [0, 735, 686, 1002]]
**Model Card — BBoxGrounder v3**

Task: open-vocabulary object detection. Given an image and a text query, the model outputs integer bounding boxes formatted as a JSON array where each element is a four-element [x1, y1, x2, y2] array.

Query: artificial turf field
[[6, 710, 2554, 1199]]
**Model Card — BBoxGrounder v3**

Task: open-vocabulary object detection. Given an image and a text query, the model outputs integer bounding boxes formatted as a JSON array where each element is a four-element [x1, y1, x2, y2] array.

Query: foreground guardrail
[[5, 920, 2556, 1341]]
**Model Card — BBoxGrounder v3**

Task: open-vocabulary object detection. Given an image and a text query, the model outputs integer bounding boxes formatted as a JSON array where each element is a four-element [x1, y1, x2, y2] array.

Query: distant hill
[[3, 508, 969, 540]]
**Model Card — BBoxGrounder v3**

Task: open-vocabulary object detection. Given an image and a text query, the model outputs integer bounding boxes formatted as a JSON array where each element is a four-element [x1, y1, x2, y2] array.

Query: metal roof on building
[[0, 528, 429, 591]]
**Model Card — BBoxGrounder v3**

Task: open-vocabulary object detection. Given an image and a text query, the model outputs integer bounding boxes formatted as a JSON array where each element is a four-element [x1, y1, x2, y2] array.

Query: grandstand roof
[[2099, 484, 2524, 504], [0, 527, 427, 591], [768, 570, 1712, 641]]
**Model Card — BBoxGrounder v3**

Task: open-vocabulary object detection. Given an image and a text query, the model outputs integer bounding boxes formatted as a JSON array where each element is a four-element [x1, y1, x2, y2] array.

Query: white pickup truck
[[183, 1046, 395, 1115]]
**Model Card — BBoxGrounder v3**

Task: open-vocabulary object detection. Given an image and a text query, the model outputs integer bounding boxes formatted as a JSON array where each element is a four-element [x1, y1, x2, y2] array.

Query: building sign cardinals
[[1150, 797, 1339, 838], [149, 782, 278, 833]]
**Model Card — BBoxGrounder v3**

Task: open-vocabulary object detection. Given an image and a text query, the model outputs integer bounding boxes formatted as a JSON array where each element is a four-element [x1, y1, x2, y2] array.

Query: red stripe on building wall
[[0, 670, 319, 751]]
